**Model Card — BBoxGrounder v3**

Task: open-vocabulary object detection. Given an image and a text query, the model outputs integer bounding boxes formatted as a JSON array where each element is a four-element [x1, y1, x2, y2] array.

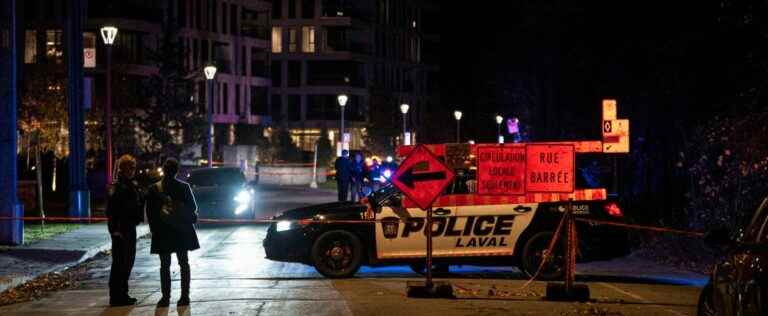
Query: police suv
[[263, 181, 628, 280]]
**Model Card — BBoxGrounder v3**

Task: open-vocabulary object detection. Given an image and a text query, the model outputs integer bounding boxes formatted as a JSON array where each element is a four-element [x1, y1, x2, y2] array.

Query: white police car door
[[374, 204, 460, 259], [452, 203, 538, 257], [374, 201, 538, 259]]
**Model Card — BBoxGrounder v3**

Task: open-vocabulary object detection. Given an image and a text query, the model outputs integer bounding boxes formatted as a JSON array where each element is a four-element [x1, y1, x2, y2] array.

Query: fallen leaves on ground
[[453, 283, 542, 299], [632, 234, 716, 274], [0, 252, 107, 306], [561, 306, 624, 316]]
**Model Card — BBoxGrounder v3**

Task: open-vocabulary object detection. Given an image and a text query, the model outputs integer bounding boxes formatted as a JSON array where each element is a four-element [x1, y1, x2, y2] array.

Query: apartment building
[[21, 0, 272, 155], [270, 0, 435, 152]]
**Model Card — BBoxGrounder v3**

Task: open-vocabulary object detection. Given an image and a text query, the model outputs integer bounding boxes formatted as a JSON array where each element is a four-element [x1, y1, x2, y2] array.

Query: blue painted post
[[0, 0, 23, 245], [66, 0, 90, 217]]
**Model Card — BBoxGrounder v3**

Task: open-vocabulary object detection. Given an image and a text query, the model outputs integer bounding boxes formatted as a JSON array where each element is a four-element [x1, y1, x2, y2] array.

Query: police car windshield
[[369, 185, 399, 207]]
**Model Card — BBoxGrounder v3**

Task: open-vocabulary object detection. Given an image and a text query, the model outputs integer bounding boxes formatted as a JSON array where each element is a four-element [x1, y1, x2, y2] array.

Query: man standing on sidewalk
[[146, 158, 200, 307], [106, 155, 144, 306]]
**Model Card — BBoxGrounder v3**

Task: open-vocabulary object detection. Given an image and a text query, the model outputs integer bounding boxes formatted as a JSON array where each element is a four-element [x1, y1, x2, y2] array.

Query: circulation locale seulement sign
[[477, 144, 575, 195]]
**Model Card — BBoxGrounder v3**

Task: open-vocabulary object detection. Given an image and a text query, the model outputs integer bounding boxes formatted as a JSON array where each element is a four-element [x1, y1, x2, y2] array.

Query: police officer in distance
[[334, 150, 352, 201], [106, 155, 144, 306]]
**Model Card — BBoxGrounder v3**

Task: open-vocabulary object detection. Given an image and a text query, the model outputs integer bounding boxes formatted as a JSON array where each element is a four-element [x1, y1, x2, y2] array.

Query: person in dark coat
[[350, 153, 366, 202], [106, 155, 144, 306], [334, 149, 352, 201], [145, 158, 200, 307]]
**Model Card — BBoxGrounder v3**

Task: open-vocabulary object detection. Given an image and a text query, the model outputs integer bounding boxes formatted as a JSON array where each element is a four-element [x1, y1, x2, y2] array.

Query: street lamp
[[400, 103, 410, 145], [495, 115, 503, 143], [204, 65, 217, 168], [100, 26, 117, 185], [338, 94, 348, 145], [454, 110, 462, 143]]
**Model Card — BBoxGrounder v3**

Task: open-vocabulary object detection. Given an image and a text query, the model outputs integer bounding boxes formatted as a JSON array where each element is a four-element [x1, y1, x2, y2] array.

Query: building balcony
[[240, 23, 269, 41]]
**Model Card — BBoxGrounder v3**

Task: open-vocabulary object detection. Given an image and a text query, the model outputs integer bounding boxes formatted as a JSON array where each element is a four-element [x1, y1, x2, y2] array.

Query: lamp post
[[204, 65, 217, 168], [495, 115, 503, 143], [400, 103, 409, 145], [454, 110, 462, 143], [337, 94, 348, 145], [100, 26, 117, 185]]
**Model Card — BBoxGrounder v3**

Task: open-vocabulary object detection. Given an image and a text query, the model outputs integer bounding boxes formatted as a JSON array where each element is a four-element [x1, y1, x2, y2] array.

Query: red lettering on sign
[[476, 145, 526, 195], [525, 144, 575, 193]]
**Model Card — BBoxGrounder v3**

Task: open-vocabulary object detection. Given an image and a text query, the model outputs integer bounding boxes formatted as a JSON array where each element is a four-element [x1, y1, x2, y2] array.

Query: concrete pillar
[[300, 60, 307, 121], [1, 0, 23, 245], [66, 0, 89, 217]]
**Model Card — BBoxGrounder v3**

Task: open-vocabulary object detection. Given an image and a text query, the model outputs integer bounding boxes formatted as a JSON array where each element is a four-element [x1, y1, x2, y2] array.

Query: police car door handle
[[434, 208, 451, 216]]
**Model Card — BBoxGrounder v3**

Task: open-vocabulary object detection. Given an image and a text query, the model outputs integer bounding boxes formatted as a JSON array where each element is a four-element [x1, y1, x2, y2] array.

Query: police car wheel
[[311, 230, 363, 278], [409, 263, 449, 275], [520, 231, 565, 281]]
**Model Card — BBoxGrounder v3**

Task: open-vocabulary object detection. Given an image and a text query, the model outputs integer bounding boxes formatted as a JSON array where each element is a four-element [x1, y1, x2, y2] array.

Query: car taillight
[[604, 202, 623, 217]]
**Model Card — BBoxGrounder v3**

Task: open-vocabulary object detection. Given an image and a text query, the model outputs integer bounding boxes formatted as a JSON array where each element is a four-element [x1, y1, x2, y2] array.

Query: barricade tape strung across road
[[573, 218, 705, 237], [518, 207, 568, 290], [0, 216, 709, 236]]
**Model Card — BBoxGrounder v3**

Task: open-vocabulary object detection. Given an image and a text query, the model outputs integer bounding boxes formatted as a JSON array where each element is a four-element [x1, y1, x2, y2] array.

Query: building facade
[[270, 0, 435, 152], [20, 0, 438, 160], [21, 0, 272, 159]]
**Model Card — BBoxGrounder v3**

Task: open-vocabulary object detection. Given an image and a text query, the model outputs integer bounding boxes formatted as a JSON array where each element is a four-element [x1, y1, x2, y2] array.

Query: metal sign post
[[546, 199, 590, 301], [425, 207, 433, 289], [391, 145, 455, 298]]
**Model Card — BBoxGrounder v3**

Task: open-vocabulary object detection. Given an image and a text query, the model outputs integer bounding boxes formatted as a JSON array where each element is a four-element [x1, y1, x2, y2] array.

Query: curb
[[0, 225, 150, 295]]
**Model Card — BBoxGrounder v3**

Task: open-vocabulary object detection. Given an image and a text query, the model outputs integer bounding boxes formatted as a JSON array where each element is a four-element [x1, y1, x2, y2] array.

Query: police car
[[263, 183, 628, 280]]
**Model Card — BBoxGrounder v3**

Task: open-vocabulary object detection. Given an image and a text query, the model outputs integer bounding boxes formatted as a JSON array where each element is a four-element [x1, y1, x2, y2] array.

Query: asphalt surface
[[0, 185, 705, 316]]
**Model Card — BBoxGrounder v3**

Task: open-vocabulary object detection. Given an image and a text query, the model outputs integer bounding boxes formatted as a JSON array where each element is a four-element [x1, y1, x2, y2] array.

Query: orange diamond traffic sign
[[391, 145, 455, 210]]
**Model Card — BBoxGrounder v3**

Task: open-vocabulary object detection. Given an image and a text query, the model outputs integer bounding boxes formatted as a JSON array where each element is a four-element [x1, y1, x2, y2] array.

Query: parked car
[[698, 196, 768, 316], [186, 167, 255, 219]]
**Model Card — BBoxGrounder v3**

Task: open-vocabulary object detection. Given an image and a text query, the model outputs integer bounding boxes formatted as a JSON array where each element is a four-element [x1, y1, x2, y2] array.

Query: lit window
[[45, 29, 63, 64], [271, 27, 282, 53], [301, 26, 315, 53], [24, 30, 36, 64], [289, 28, 297, 52]]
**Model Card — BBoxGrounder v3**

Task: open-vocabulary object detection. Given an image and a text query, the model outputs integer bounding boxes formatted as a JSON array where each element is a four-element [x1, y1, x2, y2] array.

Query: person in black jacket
[[350, 153, 366, 202], [106, 155, 144, 306], [334, 150, 352, 201], [146, 158, 200, 307]]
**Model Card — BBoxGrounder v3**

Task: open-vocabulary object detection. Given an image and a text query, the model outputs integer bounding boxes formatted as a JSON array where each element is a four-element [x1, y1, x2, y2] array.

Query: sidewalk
[[0, 223, 150, 294]]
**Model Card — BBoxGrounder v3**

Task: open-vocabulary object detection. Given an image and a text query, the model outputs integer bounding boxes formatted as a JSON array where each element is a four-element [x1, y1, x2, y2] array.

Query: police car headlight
[[276, 220, 293, 232], [383, 169, 392, 179]]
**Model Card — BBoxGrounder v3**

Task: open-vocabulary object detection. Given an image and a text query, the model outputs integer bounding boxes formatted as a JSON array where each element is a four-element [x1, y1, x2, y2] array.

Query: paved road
[[0, 186, 705, 316]]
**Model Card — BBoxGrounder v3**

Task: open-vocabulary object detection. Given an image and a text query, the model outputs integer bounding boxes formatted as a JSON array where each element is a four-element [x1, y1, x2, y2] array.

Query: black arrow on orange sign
[[398, 164, 447, 189]]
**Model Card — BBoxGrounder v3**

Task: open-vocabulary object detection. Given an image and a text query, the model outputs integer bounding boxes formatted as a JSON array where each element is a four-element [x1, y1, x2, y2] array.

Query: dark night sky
[[438, 0, 759, 143]]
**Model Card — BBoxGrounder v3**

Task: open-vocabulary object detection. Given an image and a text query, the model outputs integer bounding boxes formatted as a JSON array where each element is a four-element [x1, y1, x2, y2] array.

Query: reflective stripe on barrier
[[402, 189, 608, 208]]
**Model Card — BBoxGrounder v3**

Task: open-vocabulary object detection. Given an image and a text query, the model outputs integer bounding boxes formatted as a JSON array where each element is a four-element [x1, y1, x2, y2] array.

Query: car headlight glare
[[235, 204, 248, 214], [234, 190, 252, 205], [276, 220, 293, 232]]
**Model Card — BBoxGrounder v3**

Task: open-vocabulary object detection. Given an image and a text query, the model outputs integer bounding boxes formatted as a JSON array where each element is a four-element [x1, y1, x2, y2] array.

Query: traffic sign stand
[[406, 206, 454, 298], [545, 199, 590, 301], [394, 145, 456, 299]]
